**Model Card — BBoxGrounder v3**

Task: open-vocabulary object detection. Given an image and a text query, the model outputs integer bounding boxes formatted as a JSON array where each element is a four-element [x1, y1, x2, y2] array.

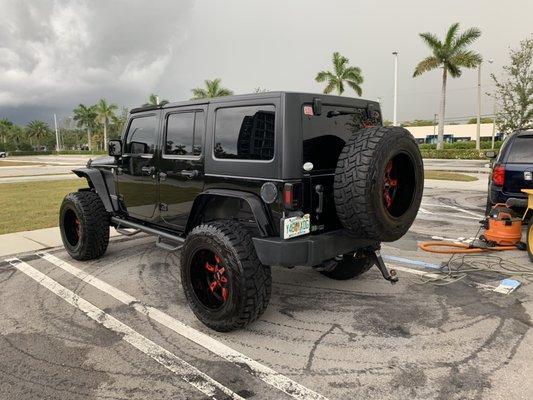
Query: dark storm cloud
[[0, 0, 532, 125], [0, 0, 192, 123]]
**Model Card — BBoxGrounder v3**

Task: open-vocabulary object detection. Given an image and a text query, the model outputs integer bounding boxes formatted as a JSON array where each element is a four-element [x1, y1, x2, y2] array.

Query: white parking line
[[421, 202, 485, 219], [38, 252, 329, 400], [6, 257, 245, 400]]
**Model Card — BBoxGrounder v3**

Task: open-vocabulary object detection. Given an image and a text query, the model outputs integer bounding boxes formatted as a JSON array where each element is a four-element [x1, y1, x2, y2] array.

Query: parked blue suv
[[486, 131, 533, 213]]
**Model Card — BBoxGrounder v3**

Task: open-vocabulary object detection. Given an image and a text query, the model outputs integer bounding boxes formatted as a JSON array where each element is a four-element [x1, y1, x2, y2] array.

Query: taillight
[[492, 164, 505, 186], [283, 183, 301, 210]]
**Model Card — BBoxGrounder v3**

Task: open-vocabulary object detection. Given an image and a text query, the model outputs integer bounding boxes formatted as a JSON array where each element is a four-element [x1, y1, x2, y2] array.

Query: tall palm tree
[[0, 118, 13, 144], [315, 52, 364, 96], [73, 104, 97, 151], [144, 93, 168, 106], [8, 125, 24, 150], [191, 79, 233, 99], [413, 23, 482, 150], [27, 120, 51, 148], [95, 99, 118, 147]]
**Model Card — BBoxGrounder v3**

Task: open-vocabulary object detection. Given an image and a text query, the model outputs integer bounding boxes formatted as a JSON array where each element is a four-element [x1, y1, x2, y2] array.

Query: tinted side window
[[507, 136, 533, 163], [165, 111, 204, 156], [214, 105, 275, 160], [125, 115, 157, 154]]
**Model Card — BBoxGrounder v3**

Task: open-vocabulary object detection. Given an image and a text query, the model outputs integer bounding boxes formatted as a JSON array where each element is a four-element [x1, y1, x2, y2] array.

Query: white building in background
[[404, 123, 501, 144]]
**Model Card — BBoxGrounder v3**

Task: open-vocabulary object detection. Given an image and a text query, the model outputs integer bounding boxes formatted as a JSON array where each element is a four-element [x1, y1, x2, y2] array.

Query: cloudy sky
[[0, 0, 531, 126]]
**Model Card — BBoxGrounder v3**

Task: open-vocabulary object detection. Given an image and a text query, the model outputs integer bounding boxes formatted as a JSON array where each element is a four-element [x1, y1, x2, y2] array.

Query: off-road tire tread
[[334, 125, 423, 241], [181, 220, 271, 331], [60, 191, 109, 260]]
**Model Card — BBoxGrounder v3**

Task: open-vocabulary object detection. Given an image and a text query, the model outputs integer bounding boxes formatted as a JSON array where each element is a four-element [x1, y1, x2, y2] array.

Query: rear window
[[302, 105, 374, 171], [507, 137, 533, 163], [214, 105, 275, 160]]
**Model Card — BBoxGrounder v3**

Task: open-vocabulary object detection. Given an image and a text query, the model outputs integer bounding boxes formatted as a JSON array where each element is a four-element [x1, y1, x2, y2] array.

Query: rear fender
[[72, 168, 116, 212], [185, 189, 275, 237]]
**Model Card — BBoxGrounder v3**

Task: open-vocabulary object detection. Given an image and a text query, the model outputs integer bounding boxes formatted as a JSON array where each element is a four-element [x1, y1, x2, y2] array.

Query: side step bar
[[111, 216, 185, 251]]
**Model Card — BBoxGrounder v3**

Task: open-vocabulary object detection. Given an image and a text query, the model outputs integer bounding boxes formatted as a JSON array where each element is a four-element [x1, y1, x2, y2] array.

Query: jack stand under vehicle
[[368, 249, 398, 284]]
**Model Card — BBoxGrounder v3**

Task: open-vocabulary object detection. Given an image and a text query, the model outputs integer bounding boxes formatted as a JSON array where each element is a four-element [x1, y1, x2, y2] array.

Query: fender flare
[[185, 189, 275, 237], [72, 168, 115, 212]]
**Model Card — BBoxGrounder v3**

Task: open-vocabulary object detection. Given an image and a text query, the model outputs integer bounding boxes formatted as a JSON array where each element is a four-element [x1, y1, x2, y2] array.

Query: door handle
[[181, 169, 199, 179], [141, 166, 155, 175], [315, 184, 324, 214]]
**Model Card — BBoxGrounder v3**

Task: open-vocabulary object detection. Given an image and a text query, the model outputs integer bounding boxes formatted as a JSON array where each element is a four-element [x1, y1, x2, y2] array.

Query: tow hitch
[[368, 249, 398, 284]]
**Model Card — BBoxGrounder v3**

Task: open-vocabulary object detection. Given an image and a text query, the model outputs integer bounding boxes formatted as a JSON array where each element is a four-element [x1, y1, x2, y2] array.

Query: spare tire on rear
[[334, 126, 423, 242]]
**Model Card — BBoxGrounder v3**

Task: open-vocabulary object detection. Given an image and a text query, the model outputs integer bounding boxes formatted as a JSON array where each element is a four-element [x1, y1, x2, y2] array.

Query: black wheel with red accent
[[180, 220, 272, 332], [59, 191, 110, 260], [334, 126, 424, 242], [319, 251, 373, 280]]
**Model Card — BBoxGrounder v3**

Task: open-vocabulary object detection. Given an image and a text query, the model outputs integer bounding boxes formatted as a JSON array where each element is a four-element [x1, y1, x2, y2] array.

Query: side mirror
[[108, 140, 122, 157], [485, 150, 497, 159]]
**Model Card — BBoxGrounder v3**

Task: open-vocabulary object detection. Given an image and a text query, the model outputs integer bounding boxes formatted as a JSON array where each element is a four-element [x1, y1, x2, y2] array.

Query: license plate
[[283, 214, 310, 239]]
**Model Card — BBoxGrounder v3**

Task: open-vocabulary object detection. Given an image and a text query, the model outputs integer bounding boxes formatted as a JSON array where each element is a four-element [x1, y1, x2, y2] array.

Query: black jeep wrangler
[[59, 92, 424, 331]]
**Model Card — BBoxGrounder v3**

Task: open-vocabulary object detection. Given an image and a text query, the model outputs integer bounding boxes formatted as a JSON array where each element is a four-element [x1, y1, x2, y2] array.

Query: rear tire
[[59, 191, 110, 260], [180, 220, 272, 332], [334, 126, 424, 242], [319, 251, 373, 280]]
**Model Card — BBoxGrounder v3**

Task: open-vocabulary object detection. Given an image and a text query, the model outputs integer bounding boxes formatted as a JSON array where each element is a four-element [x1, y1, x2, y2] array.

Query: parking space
[[1, 188, 532, 400]]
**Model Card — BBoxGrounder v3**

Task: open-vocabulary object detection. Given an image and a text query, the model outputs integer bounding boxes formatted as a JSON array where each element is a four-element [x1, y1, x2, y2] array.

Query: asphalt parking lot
[[1, 188, 532, 400]]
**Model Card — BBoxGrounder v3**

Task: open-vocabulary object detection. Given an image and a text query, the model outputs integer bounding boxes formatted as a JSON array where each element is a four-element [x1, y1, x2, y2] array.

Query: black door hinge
[[159, 203, 168, 212]]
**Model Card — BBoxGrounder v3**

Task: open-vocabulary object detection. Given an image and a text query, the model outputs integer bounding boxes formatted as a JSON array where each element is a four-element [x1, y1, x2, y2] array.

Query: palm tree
[[144, 93, 168, 106], [315, 52, 364, 96], [191, 79, 233, 99], [73, 104, 97, 151], [413, 23, 482, 150], [27, 120, 51, 148], [0, 118, 13, 144], [95, 99, 118, 147], [8, 125, 24, 150]]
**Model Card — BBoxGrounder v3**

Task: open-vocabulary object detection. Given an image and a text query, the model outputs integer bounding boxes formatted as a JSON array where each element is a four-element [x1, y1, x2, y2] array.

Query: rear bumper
[[252, 229, 378, 267], [490, 186, 527, 205]]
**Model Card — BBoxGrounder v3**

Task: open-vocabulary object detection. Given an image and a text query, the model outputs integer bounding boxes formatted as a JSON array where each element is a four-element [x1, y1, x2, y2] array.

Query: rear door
[[301, 104, 374, 232], [158, 106, 207, 230], [504, 134, 533, 194], [117, 112, 160, 221]]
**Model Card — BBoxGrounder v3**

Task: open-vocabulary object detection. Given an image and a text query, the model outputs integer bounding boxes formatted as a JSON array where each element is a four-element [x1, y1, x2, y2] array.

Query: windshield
[[302, 104, 377, 171], [508, 136, 533, 163]]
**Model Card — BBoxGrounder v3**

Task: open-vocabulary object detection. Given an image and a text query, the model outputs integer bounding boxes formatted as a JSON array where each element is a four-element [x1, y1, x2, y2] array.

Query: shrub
[[420, 149, 492, 159]]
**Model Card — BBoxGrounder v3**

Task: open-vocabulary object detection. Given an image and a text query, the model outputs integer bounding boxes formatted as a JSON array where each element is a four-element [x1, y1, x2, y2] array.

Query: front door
[[158, 107, 206, 230], [117, 112, 159, 221]]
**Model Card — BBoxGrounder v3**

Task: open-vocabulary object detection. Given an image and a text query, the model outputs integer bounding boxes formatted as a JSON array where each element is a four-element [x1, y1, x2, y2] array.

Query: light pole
[[488, 59, 496, 149], [392, 51, 398, 126], [54, 113, 60, 151], [476, 62, 482, 151]]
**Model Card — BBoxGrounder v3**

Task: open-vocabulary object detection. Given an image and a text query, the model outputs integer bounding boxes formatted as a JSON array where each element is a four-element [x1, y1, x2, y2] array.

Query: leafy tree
[[315, 52, 364, 96], [467, 117, 494, 124], [73, 104, 97, 150], [109, 107, 129, 140], [95, 99, 118, 147], [8, 125, 25, 150], [491, 37, 533, 133], [0, 118, 13, 144], [401, 119, 435, 127], [413, 23, 482, 150], [27, 120, 51, 147], [253, 87, 268, 93], [144, 93, 168, 106], [191, 79, 233, 99]]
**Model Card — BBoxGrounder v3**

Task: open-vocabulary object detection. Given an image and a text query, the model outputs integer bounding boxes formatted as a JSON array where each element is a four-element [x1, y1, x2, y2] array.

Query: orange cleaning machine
[[480, 204, 523, 246]]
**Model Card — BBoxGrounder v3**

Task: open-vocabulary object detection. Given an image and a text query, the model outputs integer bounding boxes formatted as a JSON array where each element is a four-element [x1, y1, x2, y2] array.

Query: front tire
[[59, 191, 110, 260], [180, 220, 272, 332], [319, 251, 373, 280]]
